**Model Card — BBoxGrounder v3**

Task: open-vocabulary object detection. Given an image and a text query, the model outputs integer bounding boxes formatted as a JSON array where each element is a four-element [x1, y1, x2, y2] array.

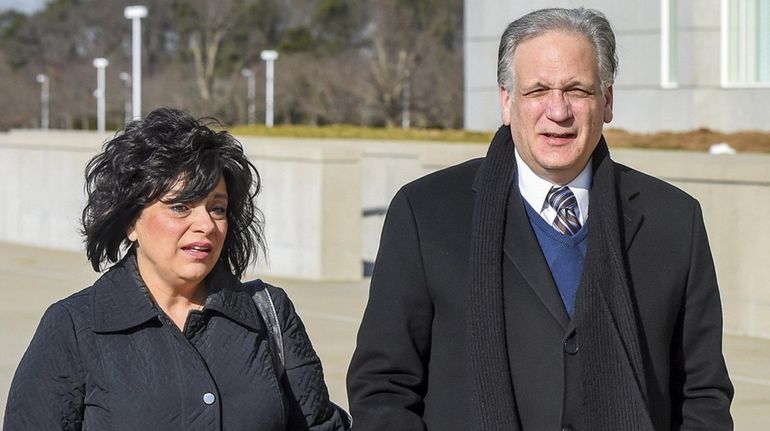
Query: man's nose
[[544, 91, 573, 123]]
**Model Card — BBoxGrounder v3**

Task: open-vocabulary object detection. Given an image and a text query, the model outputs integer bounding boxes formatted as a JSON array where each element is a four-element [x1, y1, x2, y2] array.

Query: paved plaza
[[1, 241, 768, 428]]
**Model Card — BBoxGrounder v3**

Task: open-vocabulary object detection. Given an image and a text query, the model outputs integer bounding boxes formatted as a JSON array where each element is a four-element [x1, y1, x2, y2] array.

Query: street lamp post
[[240, 68, 256, 126], [260, 50, 279, 128], [401, 77, 411, 129], [124, 5, 147, 119], [119, 72, 132, 125], [35, 73, 49, 130], [93, 57, 109, 133]]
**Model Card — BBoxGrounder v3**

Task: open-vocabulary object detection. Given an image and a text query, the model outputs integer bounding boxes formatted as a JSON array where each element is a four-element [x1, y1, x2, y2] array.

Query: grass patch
[[231, 124, 770, 153], [230, 124, 492, 142]]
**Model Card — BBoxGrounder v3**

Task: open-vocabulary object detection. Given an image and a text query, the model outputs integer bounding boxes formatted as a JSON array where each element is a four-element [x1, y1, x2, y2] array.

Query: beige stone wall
[[1, 130, 768, 336]]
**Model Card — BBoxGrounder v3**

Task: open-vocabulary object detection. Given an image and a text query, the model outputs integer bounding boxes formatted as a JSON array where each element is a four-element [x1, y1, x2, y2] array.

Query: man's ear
[[603, 85, 614, 124], [499, 85, 512, 126]]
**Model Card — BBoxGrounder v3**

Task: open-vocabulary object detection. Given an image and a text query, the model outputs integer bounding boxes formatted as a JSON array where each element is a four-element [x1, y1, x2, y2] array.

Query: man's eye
[[524, 88, 547, 97], [566, 88, 591, 97]]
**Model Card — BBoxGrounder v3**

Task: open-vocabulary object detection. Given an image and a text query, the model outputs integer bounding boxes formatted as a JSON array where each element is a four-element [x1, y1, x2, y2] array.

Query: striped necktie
[[547, 186, 581, 236]]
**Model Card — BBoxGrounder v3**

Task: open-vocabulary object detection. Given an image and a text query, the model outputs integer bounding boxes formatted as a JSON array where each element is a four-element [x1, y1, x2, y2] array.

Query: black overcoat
[[347, 155, 733, 430], [4, 255, 344, 430]]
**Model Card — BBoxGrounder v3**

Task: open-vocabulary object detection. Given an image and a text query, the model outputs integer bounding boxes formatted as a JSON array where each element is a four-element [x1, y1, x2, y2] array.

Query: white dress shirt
[[515, 149, 592, 229]]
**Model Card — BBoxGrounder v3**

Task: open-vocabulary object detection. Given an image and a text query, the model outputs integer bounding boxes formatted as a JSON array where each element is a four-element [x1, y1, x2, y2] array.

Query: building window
[[661, 0, 678, 88], [721, 0, 770, 86]]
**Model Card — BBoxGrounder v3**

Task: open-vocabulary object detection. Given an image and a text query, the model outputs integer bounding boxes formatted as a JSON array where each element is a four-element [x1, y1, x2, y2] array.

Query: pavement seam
[[732, 375, 770, 386]]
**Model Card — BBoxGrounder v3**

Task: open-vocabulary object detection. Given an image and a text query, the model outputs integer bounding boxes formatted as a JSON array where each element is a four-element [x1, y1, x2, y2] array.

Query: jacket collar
[[92, 255, 262, 333], [203, 263, 263, 331]]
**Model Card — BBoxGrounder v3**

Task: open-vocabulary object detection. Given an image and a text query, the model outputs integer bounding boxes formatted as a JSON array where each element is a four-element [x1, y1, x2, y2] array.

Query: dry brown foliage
[[603, 128, 770, 153]]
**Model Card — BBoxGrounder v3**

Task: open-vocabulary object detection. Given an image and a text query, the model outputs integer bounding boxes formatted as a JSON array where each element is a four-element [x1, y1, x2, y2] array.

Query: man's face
[[499, 30, 613, 185]]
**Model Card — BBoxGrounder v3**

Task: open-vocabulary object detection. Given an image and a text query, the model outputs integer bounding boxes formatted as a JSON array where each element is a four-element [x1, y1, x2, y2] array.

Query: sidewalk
[[1, 242, 767, 428]]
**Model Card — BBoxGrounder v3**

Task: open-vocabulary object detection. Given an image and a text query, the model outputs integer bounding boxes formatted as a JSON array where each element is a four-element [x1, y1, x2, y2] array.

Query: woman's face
[[127, 178, 229, 293]]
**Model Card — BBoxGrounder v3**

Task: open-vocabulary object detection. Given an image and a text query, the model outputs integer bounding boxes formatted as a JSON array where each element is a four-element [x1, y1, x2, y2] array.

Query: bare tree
[[362, 0, 463, 127], [0, 0, 464, 129]]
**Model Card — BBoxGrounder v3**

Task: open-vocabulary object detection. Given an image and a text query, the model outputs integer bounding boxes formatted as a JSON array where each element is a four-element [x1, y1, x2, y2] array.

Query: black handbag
[[250, 281, 353, 430]]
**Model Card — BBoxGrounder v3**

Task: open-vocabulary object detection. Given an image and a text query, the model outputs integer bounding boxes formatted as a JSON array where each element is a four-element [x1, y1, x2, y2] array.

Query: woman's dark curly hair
[[82, 107, 264, 278]]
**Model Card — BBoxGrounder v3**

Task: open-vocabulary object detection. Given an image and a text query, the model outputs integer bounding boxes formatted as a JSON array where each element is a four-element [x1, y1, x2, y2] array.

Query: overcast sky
[[0, 0, 48, 14]]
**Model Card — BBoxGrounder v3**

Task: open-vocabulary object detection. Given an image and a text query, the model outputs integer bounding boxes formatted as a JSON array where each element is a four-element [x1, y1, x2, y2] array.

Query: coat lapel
[[615, 164, 644, 252], [471, 155, 570, 330], [502, 185, 570, 329]]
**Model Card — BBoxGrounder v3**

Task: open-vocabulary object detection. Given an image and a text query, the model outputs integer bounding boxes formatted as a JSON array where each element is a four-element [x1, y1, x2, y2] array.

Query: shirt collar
[[514, 148, 592, 222], [92, 255, 262, 333]]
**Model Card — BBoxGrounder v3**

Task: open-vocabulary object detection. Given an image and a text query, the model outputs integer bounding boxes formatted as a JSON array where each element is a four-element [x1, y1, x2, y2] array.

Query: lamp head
[[124, 5, 148, 19], [260, 50, 279, 61], [93, 58, 109, 68]]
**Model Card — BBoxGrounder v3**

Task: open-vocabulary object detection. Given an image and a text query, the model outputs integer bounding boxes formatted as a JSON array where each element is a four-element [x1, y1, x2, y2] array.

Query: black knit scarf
[[467, 125, 656, 430]]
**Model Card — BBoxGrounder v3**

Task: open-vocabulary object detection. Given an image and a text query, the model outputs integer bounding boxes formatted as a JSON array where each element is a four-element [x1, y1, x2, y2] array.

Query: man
[[347, 7, 733, 431]]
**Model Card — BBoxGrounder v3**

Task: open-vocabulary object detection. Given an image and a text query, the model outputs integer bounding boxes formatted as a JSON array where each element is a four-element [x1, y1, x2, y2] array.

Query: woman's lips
[[182, 243, 212, 259]]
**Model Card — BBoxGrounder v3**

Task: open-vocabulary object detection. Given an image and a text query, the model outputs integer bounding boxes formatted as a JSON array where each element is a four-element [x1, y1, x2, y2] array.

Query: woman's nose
[[191, 207, 216, 233]]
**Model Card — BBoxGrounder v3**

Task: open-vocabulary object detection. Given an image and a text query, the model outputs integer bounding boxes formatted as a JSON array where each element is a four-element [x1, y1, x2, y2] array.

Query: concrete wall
[[1, 130, 768, 337], [240, 139, 362, 280], [0, 130, 109, 252], [464, 0, 770, 132]]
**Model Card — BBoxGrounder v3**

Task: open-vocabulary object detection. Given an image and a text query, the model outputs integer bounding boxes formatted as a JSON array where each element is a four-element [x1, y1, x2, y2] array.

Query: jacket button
[[564, 335, 579, 355], [203, 392, 216, 405], [562, 425, 575, 431]]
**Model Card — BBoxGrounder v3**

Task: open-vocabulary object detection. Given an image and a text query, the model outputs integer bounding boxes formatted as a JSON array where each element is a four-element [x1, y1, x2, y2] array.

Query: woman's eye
[[210, 206, 227, 219], [169, 204, 190, 214]]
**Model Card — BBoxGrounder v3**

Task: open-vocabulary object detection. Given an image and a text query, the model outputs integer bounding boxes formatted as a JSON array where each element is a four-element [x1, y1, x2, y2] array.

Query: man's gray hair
[[497, 8, 618, 93]]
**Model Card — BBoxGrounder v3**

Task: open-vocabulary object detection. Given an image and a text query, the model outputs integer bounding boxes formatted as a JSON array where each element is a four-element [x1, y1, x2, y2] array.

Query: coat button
[[564, 335, 579, 355], [203, 392, 216, 405]]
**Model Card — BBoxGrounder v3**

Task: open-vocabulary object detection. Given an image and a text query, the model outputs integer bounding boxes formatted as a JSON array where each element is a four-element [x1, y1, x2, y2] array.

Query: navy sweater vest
[[523, 200, 588, 317]]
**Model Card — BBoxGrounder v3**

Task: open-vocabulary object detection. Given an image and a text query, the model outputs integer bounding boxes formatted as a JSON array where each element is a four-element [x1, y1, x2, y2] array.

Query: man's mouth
[[542, 132, 577, 139]]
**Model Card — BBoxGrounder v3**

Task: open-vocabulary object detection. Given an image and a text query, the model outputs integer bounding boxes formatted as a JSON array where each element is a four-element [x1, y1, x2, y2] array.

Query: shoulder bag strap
[[251, 285, 285, 378]]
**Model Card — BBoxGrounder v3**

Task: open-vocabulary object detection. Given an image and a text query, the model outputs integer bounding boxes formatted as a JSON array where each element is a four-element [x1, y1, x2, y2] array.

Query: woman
[[4, 108, 348, 430]]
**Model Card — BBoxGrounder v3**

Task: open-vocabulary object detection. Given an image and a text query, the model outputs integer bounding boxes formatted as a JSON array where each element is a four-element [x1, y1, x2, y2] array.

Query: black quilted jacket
[[4, 254, 346, 430]]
